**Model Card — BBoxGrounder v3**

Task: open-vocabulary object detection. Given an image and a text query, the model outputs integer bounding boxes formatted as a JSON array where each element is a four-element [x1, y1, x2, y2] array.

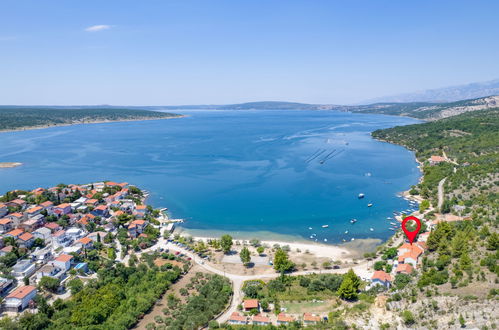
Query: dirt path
[[438, 177, 447, 211]]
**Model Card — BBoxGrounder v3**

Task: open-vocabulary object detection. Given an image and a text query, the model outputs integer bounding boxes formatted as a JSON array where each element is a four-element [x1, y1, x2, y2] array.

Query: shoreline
[[174, 228, 382, 260], [0, 115, 185, 134]]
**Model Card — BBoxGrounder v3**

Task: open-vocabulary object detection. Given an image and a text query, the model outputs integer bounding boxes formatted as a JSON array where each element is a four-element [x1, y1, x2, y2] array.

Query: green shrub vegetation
[[0, 107, 180, 131]]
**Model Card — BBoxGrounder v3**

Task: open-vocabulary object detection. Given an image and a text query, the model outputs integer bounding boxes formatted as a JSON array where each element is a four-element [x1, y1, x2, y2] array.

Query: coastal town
[[0, 160, 491, 329]]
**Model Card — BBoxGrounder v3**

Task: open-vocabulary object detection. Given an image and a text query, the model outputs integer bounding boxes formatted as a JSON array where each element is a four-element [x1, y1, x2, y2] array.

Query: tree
[[374, 261, 386, 271], [394, 273, 411, 290], [257, 246, 265, 255], [419, 200, 430, 212], [322, 261, 332, 269], [220, 234, 233, 254], [337, 269, 360, 300], [108, 248, 116, 261], [39, 276, 60, 293], [67, 278, 84, 295], [240, 247, 251, 266], [273, 248, 294, 273]]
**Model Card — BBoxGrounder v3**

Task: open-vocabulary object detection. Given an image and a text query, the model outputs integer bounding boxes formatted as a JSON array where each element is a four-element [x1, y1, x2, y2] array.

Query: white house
[[371, 270, 392, 288], [33, 227, 52, 241], [4, 285, 37, 312], [53, 254, 73, 271], [12, 260, 36, 279]]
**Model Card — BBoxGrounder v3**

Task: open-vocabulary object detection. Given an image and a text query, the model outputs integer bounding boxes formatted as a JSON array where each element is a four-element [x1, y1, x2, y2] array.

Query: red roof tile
[[243, 299, 259, 309], [372, 270, 392, 282], [7, 285, 37, 299]]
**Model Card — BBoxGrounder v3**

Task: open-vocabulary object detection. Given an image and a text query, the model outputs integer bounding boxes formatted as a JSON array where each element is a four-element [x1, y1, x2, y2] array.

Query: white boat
[[308, 227, 313, 230], [310, 235, 314, 239], [342, 239, 346, 242], [350, 219, 357, 224], [367, 203, 373, 207], [370, 228, 374, 231], [322, 225, 329, 228], [344, 230, 349, 234], [351, 238, 355, 241], [358, 193, 365, 199], [324, 239, 327, 242], [389, 228, 395, 231]]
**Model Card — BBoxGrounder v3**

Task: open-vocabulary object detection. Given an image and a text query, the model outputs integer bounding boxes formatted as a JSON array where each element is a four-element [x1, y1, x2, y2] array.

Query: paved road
[[438, 177, 447, 211]]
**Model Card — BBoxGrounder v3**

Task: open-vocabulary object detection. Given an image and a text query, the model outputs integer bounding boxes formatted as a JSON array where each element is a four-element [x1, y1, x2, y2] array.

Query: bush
[[401, 310, 415, 326]]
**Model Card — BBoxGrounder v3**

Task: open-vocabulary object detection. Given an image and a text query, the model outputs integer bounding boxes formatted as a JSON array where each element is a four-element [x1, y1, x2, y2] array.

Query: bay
[[0, 110, 421, 243]]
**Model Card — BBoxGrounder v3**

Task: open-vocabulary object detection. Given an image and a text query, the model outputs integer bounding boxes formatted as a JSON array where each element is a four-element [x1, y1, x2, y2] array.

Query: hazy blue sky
[[1, 1, 499, 105]]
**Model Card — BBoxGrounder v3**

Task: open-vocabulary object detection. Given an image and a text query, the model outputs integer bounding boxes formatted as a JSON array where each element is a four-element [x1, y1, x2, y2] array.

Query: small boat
[[308, 227, 313, 230], [370, 228, 374, 231], [350, 219, 357, 224], [342, 239, 346, 242], [387, 217, 392, 220], [344, 230, 349, 234], [358, 193, 365, 199], [389, 228, 395, 231], [367, 203, 373, 207], [322, 225, 329, 228], [351, 238, 355, 241], [390, 222, 397, 225], [324, 239, 327, 242], [309, 235, 314, 239]]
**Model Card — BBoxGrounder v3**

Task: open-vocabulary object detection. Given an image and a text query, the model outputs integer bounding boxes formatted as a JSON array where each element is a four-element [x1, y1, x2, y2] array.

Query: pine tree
[[240, 247, 251, 266]]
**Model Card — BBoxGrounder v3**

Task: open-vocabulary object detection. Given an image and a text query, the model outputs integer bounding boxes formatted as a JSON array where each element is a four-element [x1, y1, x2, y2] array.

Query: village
[[0, 181, 171, 315]]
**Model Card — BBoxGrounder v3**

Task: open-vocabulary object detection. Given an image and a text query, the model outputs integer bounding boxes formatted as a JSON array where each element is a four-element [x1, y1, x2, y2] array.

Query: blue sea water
[[0, 110, 421, 243]]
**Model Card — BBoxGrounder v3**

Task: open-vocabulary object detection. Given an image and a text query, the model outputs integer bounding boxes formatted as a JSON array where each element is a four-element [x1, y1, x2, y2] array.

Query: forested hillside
[[372, 109, 498, 213], [0, 107, 181, 131]]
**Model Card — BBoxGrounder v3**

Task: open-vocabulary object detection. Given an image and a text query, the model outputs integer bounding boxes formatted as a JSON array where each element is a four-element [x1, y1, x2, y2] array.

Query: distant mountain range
[[364, 78, 499, 103]]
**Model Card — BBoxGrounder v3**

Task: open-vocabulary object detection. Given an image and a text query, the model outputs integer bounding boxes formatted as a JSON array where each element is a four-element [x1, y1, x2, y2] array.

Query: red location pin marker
[[401, 216, 421, 245]]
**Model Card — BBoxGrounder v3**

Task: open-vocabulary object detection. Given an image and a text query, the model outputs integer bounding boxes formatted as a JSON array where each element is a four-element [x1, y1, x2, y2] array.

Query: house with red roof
[[252, 314, 271, 326], [77, 236, 94, 250], [7, 212, 24, 226], [0, 218, 14, 233], [53, 254, 73, 271], [40, 201, 54, 211], [7, 199, 27, 210], [396, 263, 413, 275], [397, 243, 424, 267], [228, 312, 247, 325], [0, 203, 8, 217], [4, 285, 37, 312], [428, 155, 447, 165], [134, 205, 147, 218], [25, 206, 43, 217], [128, 219, 148, 238], [277, 313, 295, 325], [303, 313, 322, 325], [53, 203, 72, 215], [44, 222, 61, 233], [17, 232, 34, 248], [91, 204, 108, 217], [243, 299, 259, 311], [5, 228, 25, 239], [371, 270, 392, 288]]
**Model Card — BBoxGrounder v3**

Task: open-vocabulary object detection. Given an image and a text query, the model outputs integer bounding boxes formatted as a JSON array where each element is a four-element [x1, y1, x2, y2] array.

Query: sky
[[1, 0, 499, 105]]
